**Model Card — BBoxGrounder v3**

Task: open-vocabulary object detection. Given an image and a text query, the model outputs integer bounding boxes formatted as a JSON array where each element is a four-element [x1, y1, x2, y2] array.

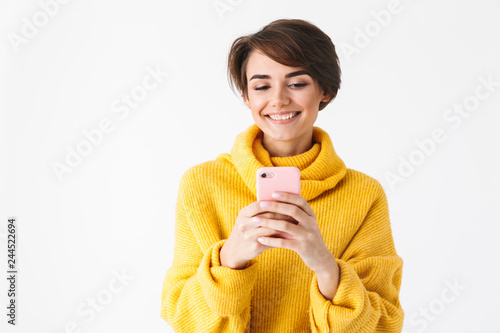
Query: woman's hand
[[220, 201, 293, 269], [254, 192, 338, 275]]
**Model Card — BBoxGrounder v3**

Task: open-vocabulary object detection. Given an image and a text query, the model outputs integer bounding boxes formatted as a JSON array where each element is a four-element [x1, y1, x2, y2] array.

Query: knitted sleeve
[[160, 170, 259, 332], [308, 184, 404, 332]]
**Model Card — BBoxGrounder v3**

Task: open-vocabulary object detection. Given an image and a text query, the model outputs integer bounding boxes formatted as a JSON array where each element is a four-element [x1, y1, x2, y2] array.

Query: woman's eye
[[254, 85, 270, 91], [290, 83, 308, 88]]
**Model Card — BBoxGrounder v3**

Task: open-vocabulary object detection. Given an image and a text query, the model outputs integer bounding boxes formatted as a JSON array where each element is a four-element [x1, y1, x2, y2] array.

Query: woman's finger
[[253, 216, 299, 236], [270, 192, 315, 217]]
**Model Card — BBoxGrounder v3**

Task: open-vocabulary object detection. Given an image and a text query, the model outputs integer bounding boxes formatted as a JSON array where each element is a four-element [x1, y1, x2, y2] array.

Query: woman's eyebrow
[[285, 70, 310, 78], [249, 70, 310, 81]]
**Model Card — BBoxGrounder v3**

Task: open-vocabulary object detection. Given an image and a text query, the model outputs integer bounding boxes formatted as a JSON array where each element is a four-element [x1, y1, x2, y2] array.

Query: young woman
[[161, 19, 404, 332]]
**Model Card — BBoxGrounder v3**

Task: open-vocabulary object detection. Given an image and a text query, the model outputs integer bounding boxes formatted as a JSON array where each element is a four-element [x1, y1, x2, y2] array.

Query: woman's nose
[[270, 85, 290, 108]]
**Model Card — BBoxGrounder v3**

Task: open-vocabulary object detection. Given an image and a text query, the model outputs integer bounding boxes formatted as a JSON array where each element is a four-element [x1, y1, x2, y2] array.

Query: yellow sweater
[[160, 124, 404, 332]]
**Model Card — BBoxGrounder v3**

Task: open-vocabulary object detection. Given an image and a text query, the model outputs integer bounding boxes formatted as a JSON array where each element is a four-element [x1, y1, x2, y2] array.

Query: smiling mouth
[[265, 111, 301, 120]]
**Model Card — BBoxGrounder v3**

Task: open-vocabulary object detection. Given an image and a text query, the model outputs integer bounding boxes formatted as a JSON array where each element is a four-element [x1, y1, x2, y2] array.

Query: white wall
[[1, 0, 499, 332]]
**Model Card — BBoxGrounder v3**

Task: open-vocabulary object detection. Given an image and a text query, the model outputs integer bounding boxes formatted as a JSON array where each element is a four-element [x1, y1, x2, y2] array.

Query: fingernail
[[272, 192, 281, 199], [258, 237, 265, 243], [260, 201, 270, 208], [253, 216, 262, 222]]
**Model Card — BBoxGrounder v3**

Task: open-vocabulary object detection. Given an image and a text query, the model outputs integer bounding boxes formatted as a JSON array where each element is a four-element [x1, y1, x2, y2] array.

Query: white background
[[1, 0, 499, 332]]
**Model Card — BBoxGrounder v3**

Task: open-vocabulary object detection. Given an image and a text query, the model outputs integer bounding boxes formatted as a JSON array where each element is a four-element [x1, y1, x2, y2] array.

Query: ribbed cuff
[[309, 259, 365, 329], [197, 239, 259, 317]]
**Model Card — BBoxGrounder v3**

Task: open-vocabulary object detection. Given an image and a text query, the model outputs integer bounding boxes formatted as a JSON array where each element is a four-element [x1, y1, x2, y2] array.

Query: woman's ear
[[243, 94, 251, 108], [321, 90, 332, 103]]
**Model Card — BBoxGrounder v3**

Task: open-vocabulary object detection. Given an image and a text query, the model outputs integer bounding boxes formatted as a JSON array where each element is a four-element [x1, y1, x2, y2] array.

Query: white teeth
[[268, 112, 299, 120]]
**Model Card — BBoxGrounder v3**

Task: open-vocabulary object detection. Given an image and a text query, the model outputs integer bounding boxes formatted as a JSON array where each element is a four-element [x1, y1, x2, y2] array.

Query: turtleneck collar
[[225, 124, 347, 201]]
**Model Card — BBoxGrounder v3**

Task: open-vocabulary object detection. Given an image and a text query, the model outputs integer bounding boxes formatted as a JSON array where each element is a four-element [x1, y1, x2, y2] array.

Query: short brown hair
[[227, 19, 341, 111]]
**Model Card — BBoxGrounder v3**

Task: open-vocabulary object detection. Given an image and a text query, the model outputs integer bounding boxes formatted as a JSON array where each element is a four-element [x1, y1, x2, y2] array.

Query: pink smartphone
[[256, 167, 301, 201]]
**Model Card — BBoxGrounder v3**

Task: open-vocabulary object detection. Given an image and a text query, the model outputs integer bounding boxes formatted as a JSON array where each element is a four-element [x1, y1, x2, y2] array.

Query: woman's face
[[243, 50, 330, 152]]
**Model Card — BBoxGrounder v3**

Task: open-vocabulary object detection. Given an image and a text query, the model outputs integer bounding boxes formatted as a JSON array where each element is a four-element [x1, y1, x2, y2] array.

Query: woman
[[161, 19, 404, 332]]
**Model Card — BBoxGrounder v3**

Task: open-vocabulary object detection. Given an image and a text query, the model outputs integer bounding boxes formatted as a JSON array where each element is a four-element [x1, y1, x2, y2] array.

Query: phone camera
[[261, 173, 267, 178]]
